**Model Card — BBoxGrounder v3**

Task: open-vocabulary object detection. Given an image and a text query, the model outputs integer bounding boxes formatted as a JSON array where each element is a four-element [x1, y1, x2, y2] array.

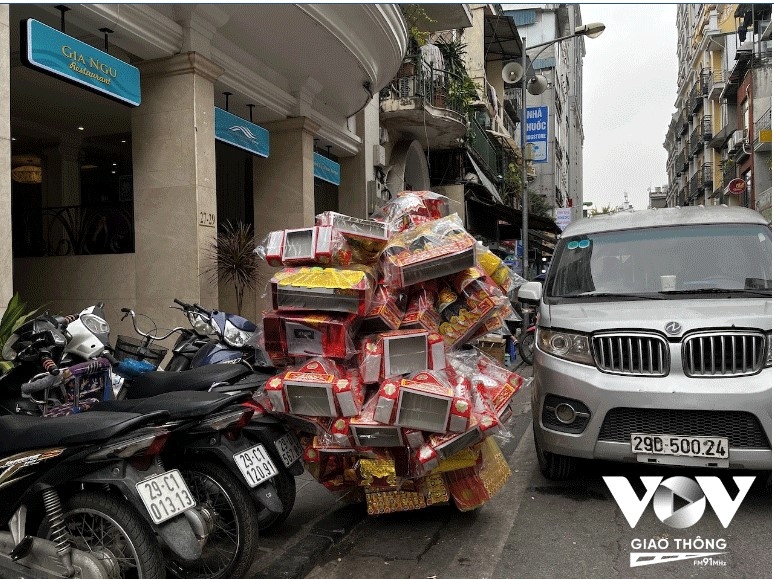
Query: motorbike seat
[[92, 391, 251, 420], [0, 411, 168, 454], [127, 364, 252, 399]]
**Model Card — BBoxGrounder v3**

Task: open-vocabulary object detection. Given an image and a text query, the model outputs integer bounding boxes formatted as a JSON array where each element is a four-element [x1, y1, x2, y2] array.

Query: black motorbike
[[4, 316, 273, 578]]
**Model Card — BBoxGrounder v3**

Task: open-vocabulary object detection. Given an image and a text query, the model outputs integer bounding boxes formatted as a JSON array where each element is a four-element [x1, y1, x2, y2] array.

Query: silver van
[[518, 206, 772, 479]]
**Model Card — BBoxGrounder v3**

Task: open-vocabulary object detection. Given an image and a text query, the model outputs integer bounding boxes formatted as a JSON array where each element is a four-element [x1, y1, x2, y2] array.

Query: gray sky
[[580, 3, 678, 211]]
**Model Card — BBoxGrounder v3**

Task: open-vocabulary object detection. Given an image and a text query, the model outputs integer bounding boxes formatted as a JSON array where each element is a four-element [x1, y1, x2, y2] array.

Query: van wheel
[[534, 425, 577, 481]]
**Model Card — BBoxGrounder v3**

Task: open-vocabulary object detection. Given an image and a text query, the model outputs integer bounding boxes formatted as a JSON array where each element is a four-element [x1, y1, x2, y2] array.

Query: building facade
[[1, 4, 407, 327], [664, 4, 771, 220], [502, 4, 588, 223]]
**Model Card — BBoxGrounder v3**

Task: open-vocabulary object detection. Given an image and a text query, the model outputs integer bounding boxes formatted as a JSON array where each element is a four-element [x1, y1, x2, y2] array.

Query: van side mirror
[[517, 281, 542, 304]]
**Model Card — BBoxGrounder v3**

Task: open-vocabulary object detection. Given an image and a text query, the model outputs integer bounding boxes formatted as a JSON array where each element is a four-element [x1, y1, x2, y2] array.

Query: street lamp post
[[514, 22, 606, 282]]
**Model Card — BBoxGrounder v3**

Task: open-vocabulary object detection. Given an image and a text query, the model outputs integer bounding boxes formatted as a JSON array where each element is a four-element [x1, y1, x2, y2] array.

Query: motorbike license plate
[[275, 432, 303, 468], [234, 444, 278, 488], [136, 470, 196, 525], [631, 433, 729, 459]]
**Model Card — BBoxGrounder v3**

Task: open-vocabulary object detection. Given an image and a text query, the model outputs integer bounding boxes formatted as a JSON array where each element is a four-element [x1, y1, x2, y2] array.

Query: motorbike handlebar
[[120, 306, 187, 342], [21, 372, 60, 395]]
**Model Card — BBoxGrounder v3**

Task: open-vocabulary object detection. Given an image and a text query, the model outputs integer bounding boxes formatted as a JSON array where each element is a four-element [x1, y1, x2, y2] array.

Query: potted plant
[[398, 5, 433, 78], [202, 221, 260, 316]]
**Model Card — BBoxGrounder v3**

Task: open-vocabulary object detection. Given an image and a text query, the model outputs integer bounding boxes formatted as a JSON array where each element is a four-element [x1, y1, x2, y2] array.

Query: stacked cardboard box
[[254, 192, 525, 514]]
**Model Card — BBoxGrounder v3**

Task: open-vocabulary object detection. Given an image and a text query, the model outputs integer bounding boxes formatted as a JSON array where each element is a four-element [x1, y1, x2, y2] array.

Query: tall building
[[502, 4, 589, 223], [664, 4, 771, 219]]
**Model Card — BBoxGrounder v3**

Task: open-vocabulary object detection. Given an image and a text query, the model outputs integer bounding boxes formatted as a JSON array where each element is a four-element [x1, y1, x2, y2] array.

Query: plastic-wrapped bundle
[[315, 211, 391, 264], [255, 226, 352, 267], [262, 311, 360, 362], [380, 214, 477, 288], [270, 265, 377, 315]]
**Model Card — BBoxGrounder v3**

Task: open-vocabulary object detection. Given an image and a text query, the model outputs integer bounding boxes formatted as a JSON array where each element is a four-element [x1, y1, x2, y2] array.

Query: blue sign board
[[22, 19, 141, 106], [526, 105, 549, 164], [313, 152, 341, 186], [214, 107, 270, 158]]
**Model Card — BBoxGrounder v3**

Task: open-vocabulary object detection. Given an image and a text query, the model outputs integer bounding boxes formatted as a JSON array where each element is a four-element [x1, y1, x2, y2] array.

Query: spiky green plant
[[0, 293, 43, 373], [203, 221, 260, 316]]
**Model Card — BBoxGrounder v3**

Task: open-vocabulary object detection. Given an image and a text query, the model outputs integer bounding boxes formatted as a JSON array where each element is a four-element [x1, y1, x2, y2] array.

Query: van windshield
[[546, 224, 772, 299]]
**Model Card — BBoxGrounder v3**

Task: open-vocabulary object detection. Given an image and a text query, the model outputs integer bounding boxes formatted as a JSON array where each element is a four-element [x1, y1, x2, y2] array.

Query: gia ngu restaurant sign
[[21, 18, 141, 107]]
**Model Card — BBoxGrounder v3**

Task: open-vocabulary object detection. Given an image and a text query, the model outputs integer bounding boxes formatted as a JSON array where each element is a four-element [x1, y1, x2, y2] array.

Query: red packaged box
[[349, 395, 405, 448], [437, 269, 506, 347], [380, 215, 477, 288], [334, 370, 365, 417], [427, 417, 484, 460], [265, 358, 346, 417], [360, 284, 407, 334], [400, 285, 441, 333], [358, 330, 446, 383], [394, 371, 454, 434], [316, 211, 390, 264], [271, 266, 376, 315], [263, 311, 360, 361]]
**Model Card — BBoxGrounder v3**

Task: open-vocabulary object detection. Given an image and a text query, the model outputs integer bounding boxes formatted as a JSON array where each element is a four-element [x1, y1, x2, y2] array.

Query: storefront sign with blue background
[[215, 107, 269, 158], [313, 152, 340, 186], [525, 105, 549, 163], [22, 19, 141, 106]]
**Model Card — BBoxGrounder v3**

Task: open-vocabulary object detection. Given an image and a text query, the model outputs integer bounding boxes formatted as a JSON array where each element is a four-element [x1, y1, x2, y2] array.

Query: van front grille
[[592, 333, 669, 376], [683, 331, 766, 377]]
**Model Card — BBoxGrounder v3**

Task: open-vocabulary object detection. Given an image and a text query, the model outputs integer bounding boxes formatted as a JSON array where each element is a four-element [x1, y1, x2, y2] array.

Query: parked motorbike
[[0, 322, 203, 576], [117, 305, 303, 531], [2, 313, 264, 577], [0, 408, 175, 578]]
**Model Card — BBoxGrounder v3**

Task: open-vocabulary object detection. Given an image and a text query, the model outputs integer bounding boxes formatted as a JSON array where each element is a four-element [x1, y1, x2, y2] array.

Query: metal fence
[[14, 202, 135, 257]]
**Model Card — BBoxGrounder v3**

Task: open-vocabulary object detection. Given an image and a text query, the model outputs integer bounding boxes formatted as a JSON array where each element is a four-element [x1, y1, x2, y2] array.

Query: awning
[[464, 194, 561, 247], [484, 14, 524, 62], [467, 153, 504, 204]]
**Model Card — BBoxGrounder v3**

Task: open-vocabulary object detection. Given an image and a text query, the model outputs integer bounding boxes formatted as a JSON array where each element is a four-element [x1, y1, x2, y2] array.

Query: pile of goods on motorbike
[[253, 191, 528, 514]]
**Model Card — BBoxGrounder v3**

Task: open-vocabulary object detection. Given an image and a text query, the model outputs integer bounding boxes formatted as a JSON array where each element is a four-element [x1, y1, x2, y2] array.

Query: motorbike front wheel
[[39, 490, 164, 579], [166, 459, 259, 579], [519, 332, 535, 365]]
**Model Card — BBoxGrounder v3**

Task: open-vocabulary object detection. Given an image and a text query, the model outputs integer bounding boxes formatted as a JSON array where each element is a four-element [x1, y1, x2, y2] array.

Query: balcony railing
[[700, 68, 710, 97], [689, 172, 699, 199], [674, 151, 686, 174], [380, 56, 466, 117], [702, 162, 713, 188], [754, 107, 772, 151], [722, 160, 736, 185], [702, 115, 713, 140], [692, 81, 703, 113], [690, 124, 703, 155], [468, 116, 501, 180], [13, 202, 135, 258]]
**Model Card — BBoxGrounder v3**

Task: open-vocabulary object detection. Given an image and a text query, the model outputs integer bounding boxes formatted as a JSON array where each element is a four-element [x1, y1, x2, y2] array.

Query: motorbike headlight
[[81, 313, 110, 336], [188, 312, 216, 336], [223, 320, 253, 348], [1, 335, 18, 361], [537, 328, 594, 365], [766, 332, 772, 368]]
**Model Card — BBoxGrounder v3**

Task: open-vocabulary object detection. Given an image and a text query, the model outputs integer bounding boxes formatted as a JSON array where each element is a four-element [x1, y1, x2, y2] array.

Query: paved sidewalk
[[248, 361, 534, 579]]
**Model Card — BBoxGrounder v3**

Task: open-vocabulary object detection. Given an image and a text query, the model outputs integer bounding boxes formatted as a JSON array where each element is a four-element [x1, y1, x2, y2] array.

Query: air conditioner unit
[[728, 129, 745, 151]]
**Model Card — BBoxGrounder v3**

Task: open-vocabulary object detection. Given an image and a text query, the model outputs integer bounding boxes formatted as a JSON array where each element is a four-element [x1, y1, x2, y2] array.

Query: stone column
[[0, 5, 10, 315], [339, 99, 379, 219], [252, 116, 319, 312], [131, 52, 223, 334]]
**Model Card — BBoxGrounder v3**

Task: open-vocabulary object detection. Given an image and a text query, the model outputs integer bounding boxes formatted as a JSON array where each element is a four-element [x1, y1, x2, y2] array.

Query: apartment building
[[502, 4, 587, 223], [664, 4, 771, 220]]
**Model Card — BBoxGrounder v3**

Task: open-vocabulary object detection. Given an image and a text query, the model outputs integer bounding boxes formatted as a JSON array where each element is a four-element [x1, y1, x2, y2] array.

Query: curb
[[250, 503, 365, 579]]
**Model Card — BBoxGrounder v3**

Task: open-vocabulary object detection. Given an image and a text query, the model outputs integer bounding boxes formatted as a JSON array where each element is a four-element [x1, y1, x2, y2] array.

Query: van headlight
[[766, 332, 772, 368], [537, 328, 594, 365]]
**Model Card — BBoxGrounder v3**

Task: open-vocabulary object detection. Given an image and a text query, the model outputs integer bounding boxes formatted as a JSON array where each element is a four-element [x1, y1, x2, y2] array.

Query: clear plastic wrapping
[[270, 265, 377, 315], [380, 214, 477, 288], [255, 226, 352, 267]]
